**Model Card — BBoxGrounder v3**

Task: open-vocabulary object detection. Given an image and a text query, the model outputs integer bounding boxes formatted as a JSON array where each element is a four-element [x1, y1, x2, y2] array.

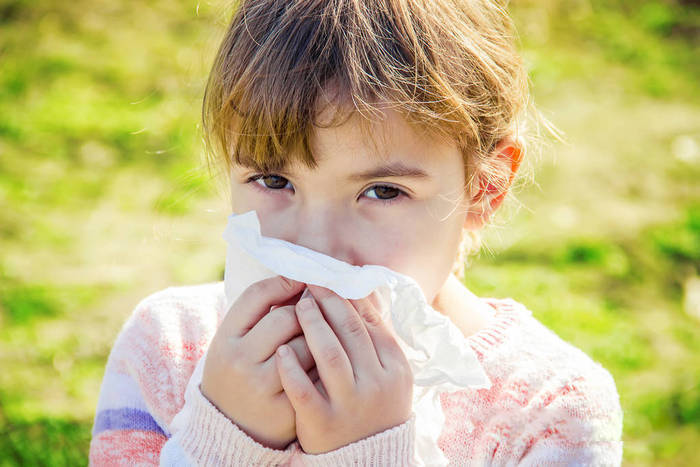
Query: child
[[90, 0, 623, 465]]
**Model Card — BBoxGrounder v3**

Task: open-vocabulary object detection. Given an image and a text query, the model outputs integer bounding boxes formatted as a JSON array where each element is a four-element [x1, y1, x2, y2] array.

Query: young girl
[[90, 0, 623, 465]]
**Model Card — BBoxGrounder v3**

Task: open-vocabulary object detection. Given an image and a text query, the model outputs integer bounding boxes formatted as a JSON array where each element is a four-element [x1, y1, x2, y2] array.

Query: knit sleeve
[[159, 358, 297, 465], [90, 368, 168, 465], [515, 368, 624, 466], [89, 299, 176, 465], [89, 289, 296, 466], [157, 386, 297, 465], [296, 414, 417, 466]]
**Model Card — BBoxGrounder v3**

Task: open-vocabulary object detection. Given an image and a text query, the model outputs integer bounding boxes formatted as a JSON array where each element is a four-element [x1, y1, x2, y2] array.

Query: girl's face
[[229, 109, 474, 305]]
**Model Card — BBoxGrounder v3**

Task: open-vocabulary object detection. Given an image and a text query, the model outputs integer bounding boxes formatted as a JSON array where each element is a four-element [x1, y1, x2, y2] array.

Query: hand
[[275, 285, 413, 454], [200, 276, 316, 449]]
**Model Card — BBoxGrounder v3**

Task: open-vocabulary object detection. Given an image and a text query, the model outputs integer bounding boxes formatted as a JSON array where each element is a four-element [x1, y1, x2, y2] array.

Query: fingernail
[[300, 288, 312, 300], [277, 345, 290, 357]]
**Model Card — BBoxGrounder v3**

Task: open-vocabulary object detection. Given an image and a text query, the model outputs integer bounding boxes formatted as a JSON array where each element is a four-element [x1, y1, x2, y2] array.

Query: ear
[[464, 137, 523, 229]]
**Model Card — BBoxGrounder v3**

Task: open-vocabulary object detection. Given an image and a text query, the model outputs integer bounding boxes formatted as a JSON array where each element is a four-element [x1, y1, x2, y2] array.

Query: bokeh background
[[1, 0, 699, 464]]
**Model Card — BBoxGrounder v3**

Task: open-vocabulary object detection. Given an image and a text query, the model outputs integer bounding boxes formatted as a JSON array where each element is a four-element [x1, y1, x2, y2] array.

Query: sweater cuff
[[300, 414, 416, 466], [173, 383, 294, 466]]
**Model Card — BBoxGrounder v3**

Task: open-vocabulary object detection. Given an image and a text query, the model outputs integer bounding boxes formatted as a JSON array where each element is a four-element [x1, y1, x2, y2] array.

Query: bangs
[[202, 0, 527, 175]]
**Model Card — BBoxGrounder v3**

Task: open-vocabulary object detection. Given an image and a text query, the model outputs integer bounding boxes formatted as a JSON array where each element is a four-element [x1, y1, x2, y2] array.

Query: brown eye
[[259, 175, 291, 189], [366, 185, 401, 200]]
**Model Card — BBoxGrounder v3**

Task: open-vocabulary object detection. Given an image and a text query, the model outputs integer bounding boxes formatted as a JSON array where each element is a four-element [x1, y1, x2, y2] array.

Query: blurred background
[[0, 0, 698, 464]]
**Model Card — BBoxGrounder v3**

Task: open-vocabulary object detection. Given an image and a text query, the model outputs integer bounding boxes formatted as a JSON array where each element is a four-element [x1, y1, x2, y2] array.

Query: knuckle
[[343, 315, 365, 337], [294, 386, 314, 405], [357, 302, 382, 326], [320, 346, 345, 368]]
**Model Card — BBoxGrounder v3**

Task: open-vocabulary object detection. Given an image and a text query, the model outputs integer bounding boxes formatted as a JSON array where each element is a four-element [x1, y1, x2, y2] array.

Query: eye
[[363, 185, 403, 201], [251, 174, 293, 191]]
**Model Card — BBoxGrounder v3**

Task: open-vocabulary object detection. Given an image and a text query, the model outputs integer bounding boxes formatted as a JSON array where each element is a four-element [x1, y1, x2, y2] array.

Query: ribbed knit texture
[[165, 377, 294, 466], [89, 281, 623, 466]]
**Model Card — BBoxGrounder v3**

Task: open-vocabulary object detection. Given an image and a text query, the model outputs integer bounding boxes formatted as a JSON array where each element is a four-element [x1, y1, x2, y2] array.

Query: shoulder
[[474, 298, 620, 404], [129, 281, 226, 326], [469, 298, 615, 378], [114, 280, 227, 371], [116, 281, 226, 349], [473, 297, 622, 419], [104, 281, 226, 427], [439, 298, 623, 462]]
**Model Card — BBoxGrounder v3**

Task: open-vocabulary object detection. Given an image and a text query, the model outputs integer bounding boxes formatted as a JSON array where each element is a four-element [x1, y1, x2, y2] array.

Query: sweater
[[89, 281, 623, 466]]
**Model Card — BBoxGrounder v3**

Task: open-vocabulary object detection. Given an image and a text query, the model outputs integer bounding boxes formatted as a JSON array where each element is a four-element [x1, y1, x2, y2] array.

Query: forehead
[[310, 107, 461, 170]]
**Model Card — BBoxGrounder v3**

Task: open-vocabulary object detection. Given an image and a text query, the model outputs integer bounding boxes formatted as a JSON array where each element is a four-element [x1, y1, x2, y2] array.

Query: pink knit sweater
[[89, 281, 623, 465]]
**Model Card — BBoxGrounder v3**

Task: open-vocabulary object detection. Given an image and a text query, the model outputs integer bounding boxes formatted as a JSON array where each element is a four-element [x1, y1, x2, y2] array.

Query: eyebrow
[[347, 162, 430, 181]]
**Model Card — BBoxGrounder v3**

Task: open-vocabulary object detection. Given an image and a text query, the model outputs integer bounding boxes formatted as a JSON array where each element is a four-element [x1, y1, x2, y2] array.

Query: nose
[[285, 205, 357, 265]]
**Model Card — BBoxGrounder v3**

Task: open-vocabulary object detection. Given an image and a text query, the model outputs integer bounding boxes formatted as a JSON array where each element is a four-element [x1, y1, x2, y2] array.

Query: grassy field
[[1, 0, 699, 464]]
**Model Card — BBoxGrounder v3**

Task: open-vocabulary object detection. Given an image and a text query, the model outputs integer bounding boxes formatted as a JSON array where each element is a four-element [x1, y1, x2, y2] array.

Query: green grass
[[0, 409, 92, 467], [1, 0, 699, 464]]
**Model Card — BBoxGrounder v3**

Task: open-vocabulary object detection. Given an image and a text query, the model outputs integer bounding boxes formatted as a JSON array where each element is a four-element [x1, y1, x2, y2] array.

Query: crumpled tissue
[[222, 211, 491, 465]]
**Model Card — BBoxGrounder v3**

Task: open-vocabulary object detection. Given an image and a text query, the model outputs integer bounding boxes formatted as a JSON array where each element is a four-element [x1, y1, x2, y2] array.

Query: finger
[[222, 276, 306, 337], [242, 305, 301, 362], [295, 293, 354, 397], [308, 285, 381, 380], [365, 287, 391, 317], [276, 344, 327, 416], [286, 335, 315, 371], [262, 335, 316, 392], [271, 289, 306, 309], [354, 292, 408, 370]]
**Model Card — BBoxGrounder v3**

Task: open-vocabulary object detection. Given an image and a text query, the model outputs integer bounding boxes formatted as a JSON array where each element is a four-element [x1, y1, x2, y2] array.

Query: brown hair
[[202, 0, 531, 274]]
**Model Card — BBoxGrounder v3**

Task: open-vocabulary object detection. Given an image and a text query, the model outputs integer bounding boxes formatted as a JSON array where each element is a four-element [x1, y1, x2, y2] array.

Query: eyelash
[[245, 174, 408, 205]]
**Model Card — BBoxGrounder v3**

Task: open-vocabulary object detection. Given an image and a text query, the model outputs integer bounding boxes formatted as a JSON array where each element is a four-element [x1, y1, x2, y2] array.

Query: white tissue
[[222, 211, 491, 465]]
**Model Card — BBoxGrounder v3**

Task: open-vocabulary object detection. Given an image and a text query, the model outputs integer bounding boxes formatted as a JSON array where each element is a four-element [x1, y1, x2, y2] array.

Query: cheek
[[353, 208, 460, 271], [250, 206, 299, 241], [230, 184, 289, 223], [376, 206, 465, 300], [352, 222, 417, 268], [229, 183, 252, 214]]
